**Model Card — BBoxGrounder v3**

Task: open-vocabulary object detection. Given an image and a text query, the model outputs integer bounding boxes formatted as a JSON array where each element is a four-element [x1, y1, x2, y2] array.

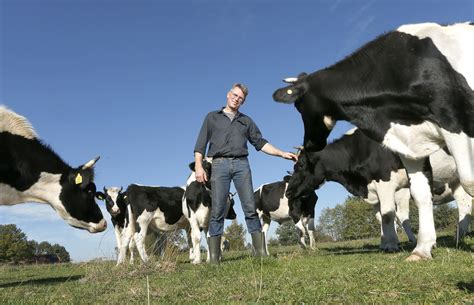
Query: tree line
[[0, 224, 70, 264]]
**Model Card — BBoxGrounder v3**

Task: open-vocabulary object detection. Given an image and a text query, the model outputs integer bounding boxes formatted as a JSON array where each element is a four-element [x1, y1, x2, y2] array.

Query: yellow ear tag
[[123, 195, 127, 199], [287, 89, 293, 95], [75, 173, 83, 185]]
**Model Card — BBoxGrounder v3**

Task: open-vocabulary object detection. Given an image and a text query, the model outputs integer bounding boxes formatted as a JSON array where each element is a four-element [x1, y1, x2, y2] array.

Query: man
[[194, 83, 297, 264]]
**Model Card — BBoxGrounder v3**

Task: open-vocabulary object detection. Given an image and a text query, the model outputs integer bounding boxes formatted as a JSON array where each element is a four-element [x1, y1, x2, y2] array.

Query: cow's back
[[126, 184, 185, 226]]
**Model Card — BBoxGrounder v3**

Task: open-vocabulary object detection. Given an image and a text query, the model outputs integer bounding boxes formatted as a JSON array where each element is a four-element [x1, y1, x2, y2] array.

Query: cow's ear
[[95, 192, 106, 201], [272, 82, 308, 104], [69, 169, 93, 189], [283, 175, 292, 183], [189, 162, 196, 172]]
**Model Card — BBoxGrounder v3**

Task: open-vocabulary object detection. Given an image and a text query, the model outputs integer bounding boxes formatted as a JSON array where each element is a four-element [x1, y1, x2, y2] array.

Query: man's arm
[[261, 143, 298, 161], [194, 152, 207, 183]]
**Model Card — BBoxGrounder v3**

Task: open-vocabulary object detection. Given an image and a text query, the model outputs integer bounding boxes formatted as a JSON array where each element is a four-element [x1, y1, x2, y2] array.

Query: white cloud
[[0, 203, 60, 223]]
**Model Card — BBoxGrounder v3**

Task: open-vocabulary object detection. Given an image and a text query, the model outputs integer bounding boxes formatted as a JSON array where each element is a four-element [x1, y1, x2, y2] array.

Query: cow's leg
[[375, 181, 399, 252], [114, 227, 123, 252], [185, 226, 194, 262], [401, 157, 436, 261], [451, 183, 472, 239], [204, 229, 211, 263], [117, 224, 134, 265], [117, 206, 135, 265], [189, 218, 202, 264], [442, 132, 474, 197], [304, 217, 316, 249], [128, 236, 135, 265], [134, 211, 153, 263], [371, 202, 384, 238], [395, 188, 417, 243], [261, 216, 271, 255], [294, 219, 307, 249]]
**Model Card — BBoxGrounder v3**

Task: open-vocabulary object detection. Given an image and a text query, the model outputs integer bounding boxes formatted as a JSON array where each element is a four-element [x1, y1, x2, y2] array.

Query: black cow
[[287, 129, 416, 251], [287, 129, 472, 251], [116, 184, 190, 264], [254, 175, 317, 255], [183, 159, 237, 264], [273, 22, 474, 260], [0, 105, 106, 233]]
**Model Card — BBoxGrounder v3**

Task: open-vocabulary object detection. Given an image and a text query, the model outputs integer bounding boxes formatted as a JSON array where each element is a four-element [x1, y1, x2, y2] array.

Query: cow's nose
[[91, 218, 107, 233]]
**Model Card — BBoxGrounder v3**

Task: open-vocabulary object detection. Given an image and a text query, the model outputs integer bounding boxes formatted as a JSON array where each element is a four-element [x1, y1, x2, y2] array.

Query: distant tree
[[224, 220, 246, 251], [318, 205, 344, 241], [433, 203, 458, 232], [50, 244, 70, 262], [313, 225, 334, 243], [36, 241, 70, 262], [318, 196, 379, 241], [341, 197, 379, 240], [275, 221, 299, 246], [0, 224, 35, 263], [409, 200, 459, 234]]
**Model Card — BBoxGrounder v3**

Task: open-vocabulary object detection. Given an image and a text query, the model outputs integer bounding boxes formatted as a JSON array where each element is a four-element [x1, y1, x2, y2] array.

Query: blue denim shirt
[[194, 109, 268, 158]]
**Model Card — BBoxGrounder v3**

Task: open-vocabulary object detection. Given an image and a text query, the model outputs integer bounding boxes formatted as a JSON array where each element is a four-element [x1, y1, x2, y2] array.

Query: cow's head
[[188, 158, 212, 189], [286, 149, 325, 200], [96, 186, 125, 217], [273, 72, 336, 152], [59, 157, 106, 233]]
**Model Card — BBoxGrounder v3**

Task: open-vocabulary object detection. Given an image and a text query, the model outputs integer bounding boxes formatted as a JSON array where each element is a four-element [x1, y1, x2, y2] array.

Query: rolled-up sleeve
[[194, 114, 210, 156], [247, 118, 268, 151]]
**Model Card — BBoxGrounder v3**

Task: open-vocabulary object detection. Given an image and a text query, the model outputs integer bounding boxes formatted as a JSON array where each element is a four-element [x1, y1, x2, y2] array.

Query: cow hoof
[[191, 260, 201, 265], [405, 252, 431, 262]]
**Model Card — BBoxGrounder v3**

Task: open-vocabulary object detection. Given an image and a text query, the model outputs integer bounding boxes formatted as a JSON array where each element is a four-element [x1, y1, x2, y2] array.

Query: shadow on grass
[[457, 280, 474, 293], [0, 275, 82, 288], [436, 235, 474, 251], [320, 242, 414, 255]]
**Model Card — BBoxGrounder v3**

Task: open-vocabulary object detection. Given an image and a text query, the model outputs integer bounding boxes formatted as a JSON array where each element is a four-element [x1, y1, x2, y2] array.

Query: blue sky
[[1, 0, 472, 261]]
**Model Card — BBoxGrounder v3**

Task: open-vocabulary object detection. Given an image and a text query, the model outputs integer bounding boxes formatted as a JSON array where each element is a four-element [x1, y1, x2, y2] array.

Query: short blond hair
[[231, 83, 248, 97]]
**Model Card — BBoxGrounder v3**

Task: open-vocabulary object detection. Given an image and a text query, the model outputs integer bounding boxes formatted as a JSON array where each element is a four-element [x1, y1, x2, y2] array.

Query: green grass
[[0, 233, 473, 304]]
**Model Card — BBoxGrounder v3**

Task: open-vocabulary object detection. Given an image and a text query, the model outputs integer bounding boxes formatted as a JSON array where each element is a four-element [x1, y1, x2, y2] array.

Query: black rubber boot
[[251, 232, 268, 257], [208, 236, 222, 265]]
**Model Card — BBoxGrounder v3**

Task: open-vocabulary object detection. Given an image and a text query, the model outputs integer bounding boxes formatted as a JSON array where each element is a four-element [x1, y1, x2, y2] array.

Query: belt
[[212, 156, 247, 160]]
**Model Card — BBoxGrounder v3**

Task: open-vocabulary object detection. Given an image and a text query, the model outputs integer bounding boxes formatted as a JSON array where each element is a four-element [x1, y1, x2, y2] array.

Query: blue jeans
[[209, 157, 262, 236]]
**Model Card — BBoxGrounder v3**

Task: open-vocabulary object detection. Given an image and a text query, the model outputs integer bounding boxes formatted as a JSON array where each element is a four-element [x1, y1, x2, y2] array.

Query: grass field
[[0, 233, 473, 304]]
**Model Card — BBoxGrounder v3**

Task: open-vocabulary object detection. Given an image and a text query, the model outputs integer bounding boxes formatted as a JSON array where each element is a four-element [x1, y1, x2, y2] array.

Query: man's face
[[226, 87, 246, 111]]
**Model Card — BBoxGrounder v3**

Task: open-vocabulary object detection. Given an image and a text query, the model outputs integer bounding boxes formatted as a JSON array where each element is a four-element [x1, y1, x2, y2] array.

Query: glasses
[[230, 91, 245, 102]]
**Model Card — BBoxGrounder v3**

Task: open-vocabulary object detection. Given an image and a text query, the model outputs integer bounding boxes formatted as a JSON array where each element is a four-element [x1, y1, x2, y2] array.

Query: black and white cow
[[95, 186, 136, 263], [273, 22, 474, 260], [117, 184, 190, 265], [183, 159, 237, 264], [0, 105, 106, 233], [287, 129, 416, 251], [254, 175, 317, 255]]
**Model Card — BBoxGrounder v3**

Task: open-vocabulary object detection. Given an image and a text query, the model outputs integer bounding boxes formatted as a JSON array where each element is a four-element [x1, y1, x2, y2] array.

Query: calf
[[254, 175, 317, 255], [0, 105, 106, 233], [273, 22, 474, 260], [117, 184, 190, 265], [96, 186, 136, 263], [286, 129, 471, 251], [183, 160, 237, 264]]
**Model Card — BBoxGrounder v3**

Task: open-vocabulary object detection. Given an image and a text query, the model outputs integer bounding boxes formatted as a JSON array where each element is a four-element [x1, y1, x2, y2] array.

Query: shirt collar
[[218, 107, 242, 118]]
